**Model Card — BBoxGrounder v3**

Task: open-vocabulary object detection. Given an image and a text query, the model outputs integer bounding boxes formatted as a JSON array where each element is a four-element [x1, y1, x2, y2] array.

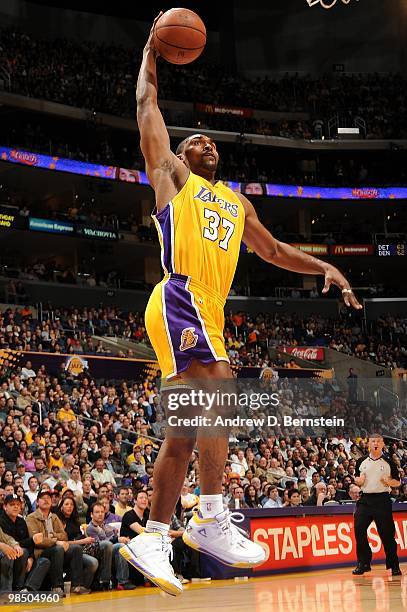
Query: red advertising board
[[196, 102, 253, 118], [329, 244, 374, 256], [282, 347, 325, 361], [251, 512, 407, 572]]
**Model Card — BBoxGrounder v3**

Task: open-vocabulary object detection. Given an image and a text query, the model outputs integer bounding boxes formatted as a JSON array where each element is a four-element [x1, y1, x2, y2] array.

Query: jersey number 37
[[203, 208, 235, 251]]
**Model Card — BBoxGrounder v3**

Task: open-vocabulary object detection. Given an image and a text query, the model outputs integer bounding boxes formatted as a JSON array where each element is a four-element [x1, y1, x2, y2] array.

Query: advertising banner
[[0, 350, 329, 381], [196, 103, 253, 118], [76, 226, 119, 241], [251, 511, 407, 572], [0, 207, 27, 230], [28, 218, 118, 240], [0, 146, 117, 180], [3, 144, 407, 201], [329, 244, 374, 256], [290, 244, 328, 255], [281, 347, 325, 361], [200, 506, 407, 579], [265, 184, 407, 200], [29, 217, 74, 235]]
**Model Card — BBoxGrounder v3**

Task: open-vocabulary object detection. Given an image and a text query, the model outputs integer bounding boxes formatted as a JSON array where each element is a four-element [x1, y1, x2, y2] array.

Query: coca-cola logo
[[292, 348, 318, 360], [283, 347, 324, 361], [10, 150, 38, 166]]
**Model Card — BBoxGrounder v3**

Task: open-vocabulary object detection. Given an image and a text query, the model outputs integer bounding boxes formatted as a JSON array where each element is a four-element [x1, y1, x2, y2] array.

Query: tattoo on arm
[[159, 158, 182, 189]]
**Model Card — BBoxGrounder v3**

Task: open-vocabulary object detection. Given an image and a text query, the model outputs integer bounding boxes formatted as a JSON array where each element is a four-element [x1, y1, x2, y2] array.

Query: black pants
[[25, 557, 51, 592], [171, 537, 201, 579], [63, 544, 84, 588], [354, 493, 399, 569], [40, 545, 83, 588], [39, 546, 65, 589]]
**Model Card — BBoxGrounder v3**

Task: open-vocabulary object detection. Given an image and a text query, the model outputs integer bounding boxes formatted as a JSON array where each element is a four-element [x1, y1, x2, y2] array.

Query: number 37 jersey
[[152, 171, 245, 300]]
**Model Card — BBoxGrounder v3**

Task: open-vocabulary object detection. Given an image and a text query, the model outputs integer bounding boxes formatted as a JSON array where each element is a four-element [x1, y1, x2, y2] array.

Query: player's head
[[176, 134, 219, 175]]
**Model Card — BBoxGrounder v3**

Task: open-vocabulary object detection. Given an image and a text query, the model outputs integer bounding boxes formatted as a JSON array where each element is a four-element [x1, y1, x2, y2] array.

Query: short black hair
[[135, 489, 148, 499], [176, 133, 209, 155], [288, 489, 300, 499]]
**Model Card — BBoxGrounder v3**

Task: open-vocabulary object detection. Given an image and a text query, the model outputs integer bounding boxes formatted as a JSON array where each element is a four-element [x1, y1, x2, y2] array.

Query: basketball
[[153, 8, 206, 65]]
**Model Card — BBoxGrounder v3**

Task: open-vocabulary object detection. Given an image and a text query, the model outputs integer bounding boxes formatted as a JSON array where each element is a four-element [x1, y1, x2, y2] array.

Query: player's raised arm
[[137, 14, 189, 209], [239, 192, 362, 310]]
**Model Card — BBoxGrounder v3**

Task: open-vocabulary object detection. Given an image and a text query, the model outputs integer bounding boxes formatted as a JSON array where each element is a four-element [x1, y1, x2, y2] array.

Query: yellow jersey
[[152, 172, 245, 299]]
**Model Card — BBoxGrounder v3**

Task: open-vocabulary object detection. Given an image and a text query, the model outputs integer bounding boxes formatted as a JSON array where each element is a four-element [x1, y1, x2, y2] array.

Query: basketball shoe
[[182, 509, 266, 567], [119, 532, 183, 596]]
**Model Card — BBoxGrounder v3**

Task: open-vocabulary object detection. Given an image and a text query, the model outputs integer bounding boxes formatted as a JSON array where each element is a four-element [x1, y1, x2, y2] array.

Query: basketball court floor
[[5, 564, 406, 612]]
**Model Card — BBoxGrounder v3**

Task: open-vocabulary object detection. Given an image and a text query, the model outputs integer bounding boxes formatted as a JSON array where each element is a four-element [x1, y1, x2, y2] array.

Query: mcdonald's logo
[[330, 244, 374, 256]]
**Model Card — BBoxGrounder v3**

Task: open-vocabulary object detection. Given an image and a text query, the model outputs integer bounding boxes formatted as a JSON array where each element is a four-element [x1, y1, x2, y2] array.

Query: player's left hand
[[322, 265, 363, 310]]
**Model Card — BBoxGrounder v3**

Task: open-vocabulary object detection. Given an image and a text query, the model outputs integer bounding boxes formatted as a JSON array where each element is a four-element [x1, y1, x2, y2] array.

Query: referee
[[352, 433, 402, 576]]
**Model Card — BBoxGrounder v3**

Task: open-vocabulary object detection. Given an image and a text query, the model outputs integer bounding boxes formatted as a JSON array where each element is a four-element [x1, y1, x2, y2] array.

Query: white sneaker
[[119, 532, 183, 596], [183, 509, 266, 568]]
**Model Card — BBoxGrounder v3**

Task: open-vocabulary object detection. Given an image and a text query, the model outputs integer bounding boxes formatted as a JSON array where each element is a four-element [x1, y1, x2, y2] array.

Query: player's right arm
[[137, 15, 189, 210]]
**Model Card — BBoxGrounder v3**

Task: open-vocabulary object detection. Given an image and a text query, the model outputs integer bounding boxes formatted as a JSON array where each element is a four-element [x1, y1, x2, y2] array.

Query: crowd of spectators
[[0, 301, 406, 372], [1, 28, 407, 140], [0, 196, 152, 240], [5, 265, 130, 294], [0, 305, 149, 358], [0, 351, 406, 593], [4, 108, 407, 188], [3, 113, 407, 187], [224, 311, 407, 370]]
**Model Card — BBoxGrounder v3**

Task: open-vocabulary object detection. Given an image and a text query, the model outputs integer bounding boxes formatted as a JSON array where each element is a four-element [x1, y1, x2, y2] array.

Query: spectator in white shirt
[[26, 475, 39, 506], [67, 465, 83, 494], [230, 449, 248, 477], [20, 361, 36, 380], [263, 485, 283, 508], [91, 458, 116, 486], [15, 462, 33, 491], [42, 465, 62, 490]]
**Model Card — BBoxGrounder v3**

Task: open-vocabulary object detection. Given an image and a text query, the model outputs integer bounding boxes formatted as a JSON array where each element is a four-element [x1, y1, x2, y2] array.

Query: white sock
[[145, 520, 170, 537], [200, 494, 224, 518]]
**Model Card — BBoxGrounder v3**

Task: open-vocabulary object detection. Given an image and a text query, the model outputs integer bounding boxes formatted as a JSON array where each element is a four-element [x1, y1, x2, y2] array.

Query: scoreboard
[[377, 244, 407, 257]]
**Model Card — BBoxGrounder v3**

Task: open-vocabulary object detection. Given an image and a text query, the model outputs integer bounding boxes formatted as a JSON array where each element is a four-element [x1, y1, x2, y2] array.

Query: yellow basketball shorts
[[145, 273, 229, 380]]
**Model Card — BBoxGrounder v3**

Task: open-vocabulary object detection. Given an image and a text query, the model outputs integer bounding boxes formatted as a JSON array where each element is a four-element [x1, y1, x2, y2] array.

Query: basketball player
[[120, 16, 362, 596]]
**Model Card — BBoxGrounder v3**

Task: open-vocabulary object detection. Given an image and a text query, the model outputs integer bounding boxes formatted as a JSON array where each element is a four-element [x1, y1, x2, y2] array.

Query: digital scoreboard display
[[376, 244, 407, 257]]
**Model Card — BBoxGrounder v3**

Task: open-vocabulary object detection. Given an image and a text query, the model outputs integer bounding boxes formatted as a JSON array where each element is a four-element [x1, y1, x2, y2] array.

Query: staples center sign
[[252, 513, 407, 571], [283, 347, 325, 361]]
